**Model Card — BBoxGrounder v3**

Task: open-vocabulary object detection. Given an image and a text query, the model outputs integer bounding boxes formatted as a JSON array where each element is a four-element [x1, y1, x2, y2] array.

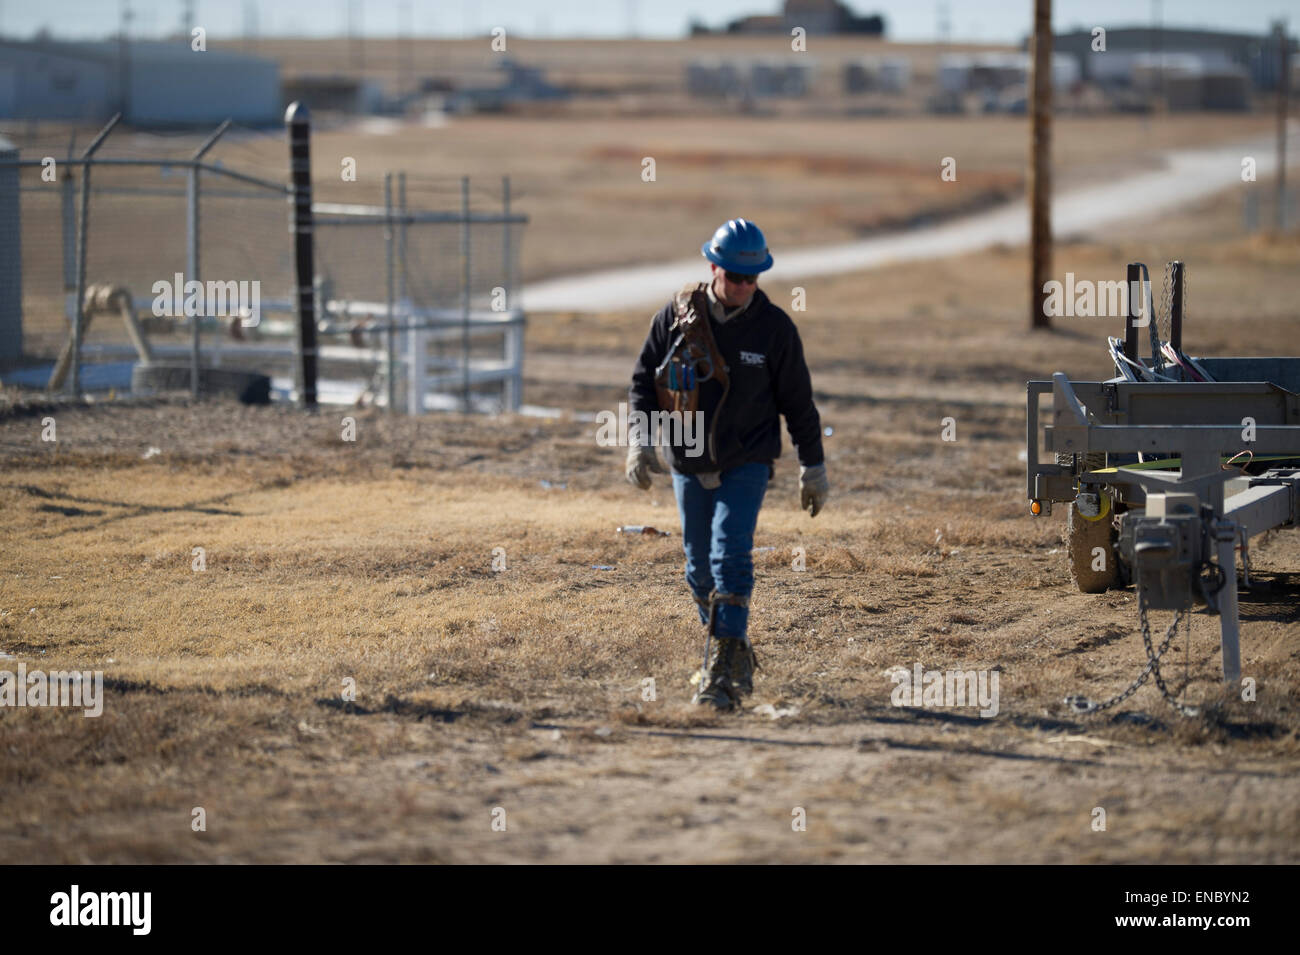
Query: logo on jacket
[[739, 351, 765, 366]]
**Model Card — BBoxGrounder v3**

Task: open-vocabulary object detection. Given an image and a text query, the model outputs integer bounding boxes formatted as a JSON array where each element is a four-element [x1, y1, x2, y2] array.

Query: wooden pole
[[1029, 0, 1053, 330], [1276, 20, 1291, 232]]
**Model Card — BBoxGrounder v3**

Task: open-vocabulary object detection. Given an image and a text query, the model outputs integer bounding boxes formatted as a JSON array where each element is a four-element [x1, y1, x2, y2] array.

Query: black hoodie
[[628, 285, 824, 477]]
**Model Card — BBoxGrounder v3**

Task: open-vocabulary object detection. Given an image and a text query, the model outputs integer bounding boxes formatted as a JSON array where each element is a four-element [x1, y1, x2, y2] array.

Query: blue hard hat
[[701, 218, 773, 274]]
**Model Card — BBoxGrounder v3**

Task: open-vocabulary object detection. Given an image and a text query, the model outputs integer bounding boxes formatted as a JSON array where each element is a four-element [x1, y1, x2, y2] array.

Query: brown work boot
[[733, 639, 759, 698], [692, 637, 742, 711]]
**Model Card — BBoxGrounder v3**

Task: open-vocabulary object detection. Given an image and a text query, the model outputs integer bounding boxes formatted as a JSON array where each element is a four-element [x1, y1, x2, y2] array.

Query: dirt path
[[522, 127, 1300, 312]]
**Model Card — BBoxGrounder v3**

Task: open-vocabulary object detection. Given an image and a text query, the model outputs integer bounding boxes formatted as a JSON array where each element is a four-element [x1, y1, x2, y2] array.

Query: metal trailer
[[1025, 261, 1300, 712]]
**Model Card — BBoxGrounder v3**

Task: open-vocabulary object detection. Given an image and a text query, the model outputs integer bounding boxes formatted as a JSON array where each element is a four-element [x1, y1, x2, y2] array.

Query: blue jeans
[[671, 461, 769, 640]]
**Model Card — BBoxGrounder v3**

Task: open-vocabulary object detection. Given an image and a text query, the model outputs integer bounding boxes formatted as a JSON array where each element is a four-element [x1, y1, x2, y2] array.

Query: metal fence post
[[398, 171, 408, 305], [504, 316, 522, 413], [399, 173, 423, 415], [1274, 20, 1290, 233], [461, 175, 471, 413], [501, 175, 519, 413], [1124, 262, 1141, 360], [1169, 260, 1184, 354], [384, 171, 396, 414], [286, 102, 318, 410], [61, 167, 75, 292], [0, 136, 20, 365], [502, 176, 512, 308], [406, 317, 425, 416], [186, 162, 201, 395], [69, 113, 121, 397], [187, 119, 231, 399]]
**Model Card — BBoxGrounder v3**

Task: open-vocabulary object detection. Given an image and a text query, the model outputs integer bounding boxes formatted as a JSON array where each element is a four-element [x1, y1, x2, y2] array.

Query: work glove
[[625, 425, 665, 491], [799, 463, 829, 517]]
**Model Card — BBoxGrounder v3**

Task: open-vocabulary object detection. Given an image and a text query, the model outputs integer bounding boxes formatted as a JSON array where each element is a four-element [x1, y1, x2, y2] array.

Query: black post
[[1169, 260, 1184, 354], [286, 102, 318, 410], [1124, 262, 1141, 360]]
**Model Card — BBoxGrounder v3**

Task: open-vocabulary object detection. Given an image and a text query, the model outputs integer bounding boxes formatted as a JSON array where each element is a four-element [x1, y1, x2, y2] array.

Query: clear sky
[[1, 0, 1292, 45]]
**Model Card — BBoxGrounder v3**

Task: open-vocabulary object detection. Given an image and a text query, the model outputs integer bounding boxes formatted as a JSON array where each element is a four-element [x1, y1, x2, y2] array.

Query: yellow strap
[[1088, 454, 1298, 475]]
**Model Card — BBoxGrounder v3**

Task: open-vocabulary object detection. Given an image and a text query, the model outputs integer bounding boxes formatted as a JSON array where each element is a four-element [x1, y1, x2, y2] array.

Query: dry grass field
[[2, 160, 1299, 862]]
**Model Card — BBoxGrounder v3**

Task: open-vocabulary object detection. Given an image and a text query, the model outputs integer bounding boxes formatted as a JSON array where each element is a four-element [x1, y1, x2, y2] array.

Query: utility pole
[[1275, 20, 1291, 231], [1029, 0, 1053, 330]]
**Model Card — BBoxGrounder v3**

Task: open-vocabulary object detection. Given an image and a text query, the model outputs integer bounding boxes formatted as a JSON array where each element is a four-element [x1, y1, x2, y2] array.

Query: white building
[[938, 52, 1081, 93], [845, 57, 911, 94], [0, 38, 280, 125]]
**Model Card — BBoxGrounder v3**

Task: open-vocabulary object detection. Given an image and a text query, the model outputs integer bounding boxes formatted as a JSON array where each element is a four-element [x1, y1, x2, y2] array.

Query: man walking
[[626, 218, 829, 711]]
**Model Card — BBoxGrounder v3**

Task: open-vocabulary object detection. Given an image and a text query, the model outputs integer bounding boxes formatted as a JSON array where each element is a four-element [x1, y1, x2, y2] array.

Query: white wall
[[127, 50, 280, 125], [0, 45, 112, 120]]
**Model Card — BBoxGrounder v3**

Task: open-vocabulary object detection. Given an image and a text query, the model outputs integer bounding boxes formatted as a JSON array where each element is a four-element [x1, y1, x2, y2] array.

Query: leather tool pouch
[[653, 283, 729, 418]]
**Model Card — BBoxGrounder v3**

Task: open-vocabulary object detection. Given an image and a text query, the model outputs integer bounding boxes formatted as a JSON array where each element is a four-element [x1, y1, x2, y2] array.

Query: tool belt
[[653, 282, 730, 417]]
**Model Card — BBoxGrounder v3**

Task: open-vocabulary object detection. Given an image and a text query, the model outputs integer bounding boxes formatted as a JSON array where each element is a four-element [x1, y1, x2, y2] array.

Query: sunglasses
[[723, 270, 759, 285]]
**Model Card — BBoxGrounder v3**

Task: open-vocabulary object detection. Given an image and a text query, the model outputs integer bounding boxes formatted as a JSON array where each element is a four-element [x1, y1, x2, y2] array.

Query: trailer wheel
[[1066, 501, 1118, 593]]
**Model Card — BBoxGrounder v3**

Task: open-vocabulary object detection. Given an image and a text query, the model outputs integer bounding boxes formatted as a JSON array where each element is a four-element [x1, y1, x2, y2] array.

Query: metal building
[[1049, 26, 1295, 91], [0, 38, 280, 125]]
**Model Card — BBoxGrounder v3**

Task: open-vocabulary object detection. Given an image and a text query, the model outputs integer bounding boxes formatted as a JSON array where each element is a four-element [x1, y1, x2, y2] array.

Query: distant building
[[1048, 26, 1295, 91], [1155, 67, 1252, 111], [282, 75, 386, 115], [750, 61, 810, 97], [938, 52, 1081, 95], [844, 57, 909, 94], [699, 0, 885, 37], [0, 38, 280, 125], [445, 58, 569, 113], [687, 60, 745, 98], [686, 60, 811, 99]]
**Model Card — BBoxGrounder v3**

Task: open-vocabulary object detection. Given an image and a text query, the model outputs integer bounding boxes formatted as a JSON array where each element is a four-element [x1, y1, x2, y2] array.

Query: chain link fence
[[0, 117, 526, 412]]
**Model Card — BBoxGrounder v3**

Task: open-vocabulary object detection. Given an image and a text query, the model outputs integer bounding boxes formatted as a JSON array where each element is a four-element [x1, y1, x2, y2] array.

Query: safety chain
[[1145, 264, 1165, 370], [1139, 596, 1201, 717], [1065, 592, 1200, 717], [1159, 260, 1173, 343]]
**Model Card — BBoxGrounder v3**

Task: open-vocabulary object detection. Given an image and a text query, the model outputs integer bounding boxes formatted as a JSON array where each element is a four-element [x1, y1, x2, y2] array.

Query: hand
[[799, 463, 829, 517], [626, 430, 665, 491]]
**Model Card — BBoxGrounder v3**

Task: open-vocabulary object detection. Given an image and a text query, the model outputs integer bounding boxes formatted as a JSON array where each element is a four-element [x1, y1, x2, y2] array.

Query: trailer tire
[[1066, 502, 1118, 593]]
